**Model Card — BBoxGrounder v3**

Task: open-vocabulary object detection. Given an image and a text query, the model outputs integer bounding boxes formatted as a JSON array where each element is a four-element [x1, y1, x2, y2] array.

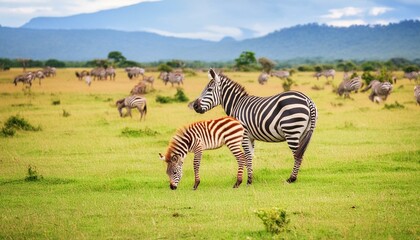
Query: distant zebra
[[258, 72, 269, 85], [116, 95, 147, 121], [126, 67, 145, 79], [337, 77, 363, 98], [190, 69, 318, 184], [362, 80, 393, 103], [313, 72, 322, 80], [404, 71, 418, 81], [105, 67, 116, 80], [142, 75, 155, 88], [322, 69, 336, 80], [414, 85, 420, 105], [13, 73, 33, 86], [130, 82, 147, 95], [270, 70, 290, 79], [163, 72, 184, 86], [75, 70, 89, 81], [43, 66, 56, 77], [159, 116, 246, 190], [90, 67, 106, 80]]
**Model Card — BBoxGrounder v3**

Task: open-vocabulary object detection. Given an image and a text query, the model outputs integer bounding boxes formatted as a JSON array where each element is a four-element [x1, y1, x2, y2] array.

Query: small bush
[[25, 165, 43, 182], [255, 207, 291, 235], [174, 88, 189, 102], [52, 99, 61, 105], [121, 127, 159, 137], [282, 78, 294, 91], [156, 88, 189, 104], [4, 115, 41, 131], [62, 109, 71, 117], [1, 127, 16, 137]]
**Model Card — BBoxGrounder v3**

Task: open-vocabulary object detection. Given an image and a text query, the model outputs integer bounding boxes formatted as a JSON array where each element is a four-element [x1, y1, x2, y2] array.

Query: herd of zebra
[[259, 69, 420, 104], [13, 67, 56, 86]]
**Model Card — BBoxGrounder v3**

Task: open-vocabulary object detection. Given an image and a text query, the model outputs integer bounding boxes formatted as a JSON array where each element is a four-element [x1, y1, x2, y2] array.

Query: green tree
[[258, 57, 276, 73], [234, 51, 257, 71], [45, 59, 65, 68], [107, 51, 126, 64]]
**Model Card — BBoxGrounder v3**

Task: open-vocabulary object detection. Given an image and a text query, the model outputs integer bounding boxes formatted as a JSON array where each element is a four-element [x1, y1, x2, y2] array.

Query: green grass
[[0, 69, 419, 239]]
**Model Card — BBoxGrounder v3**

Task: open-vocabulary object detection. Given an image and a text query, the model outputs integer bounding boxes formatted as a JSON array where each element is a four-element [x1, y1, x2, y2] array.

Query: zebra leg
[[226, 143, 245, 188], [193, 151, 202, 190], [242, 134, 254, 185]]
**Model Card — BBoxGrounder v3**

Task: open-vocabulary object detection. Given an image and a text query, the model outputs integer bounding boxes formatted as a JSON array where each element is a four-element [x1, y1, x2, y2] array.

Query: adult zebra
[[337, 77, 363, 98], [258, 72, 269, 85], [270, 70, 290, 79], [115, 95, 147, 121], [190, 69, 318, 184], [159, 116, 246, 190], [361, 80, 393, 103]]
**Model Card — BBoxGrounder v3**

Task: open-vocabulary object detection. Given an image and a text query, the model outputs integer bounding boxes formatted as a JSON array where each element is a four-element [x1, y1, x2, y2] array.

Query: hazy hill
[[1, 21, 420, 61]]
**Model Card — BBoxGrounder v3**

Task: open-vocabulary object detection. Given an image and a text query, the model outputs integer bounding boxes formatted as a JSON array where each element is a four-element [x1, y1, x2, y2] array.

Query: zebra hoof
[[233, 180, 242, 188], [286, 177, 297, 183]]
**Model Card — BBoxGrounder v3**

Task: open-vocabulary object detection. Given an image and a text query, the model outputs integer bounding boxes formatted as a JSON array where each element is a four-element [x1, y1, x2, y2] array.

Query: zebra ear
[[208, 68, 220, 84], [159, 153, 165, 161]]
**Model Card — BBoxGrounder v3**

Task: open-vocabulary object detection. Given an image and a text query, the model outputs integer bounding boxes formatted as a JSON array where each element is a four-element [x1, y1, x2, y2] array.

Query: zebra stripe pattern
[[115, 95, 147, 120], [258, 72, 269, 85], [159, 116, 246, 190], [337, 77, 363, 98], [362, 80, 393, 103], [414, 85, 420, 105], [270, 70, 290, 79], [191, 69, 318, 184]]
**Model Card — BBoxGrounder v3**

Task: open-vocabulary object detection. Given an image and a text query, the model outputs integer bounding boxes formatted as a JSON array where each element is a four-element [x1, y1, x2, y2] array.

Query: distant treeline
[[1, 57, 420, 73]]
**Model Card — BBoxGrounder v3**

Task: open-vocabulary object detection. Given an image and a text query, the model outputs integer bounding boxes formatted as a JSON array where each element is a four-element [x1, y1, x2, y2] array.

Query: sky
[[0, 0, 419, 41]]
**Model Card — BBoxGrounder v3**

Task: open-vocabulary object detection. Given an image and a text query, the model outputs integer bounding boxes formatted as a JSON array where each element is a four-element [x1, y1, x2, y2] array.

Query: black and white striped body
[[414, 85, 420, 105], [163, 72, 184, 86], [322, 69, 336, 80], [160, 116, 246, 190], [362, 80, 393, 103], [13, 72, 34, 86], [270, 70, 290, 79], [404, 71, 418, 81], [116, 95, 147, 121], [258, 72, 269, 85], [337, 77, 363, 98], [191, 69, 317, 184]]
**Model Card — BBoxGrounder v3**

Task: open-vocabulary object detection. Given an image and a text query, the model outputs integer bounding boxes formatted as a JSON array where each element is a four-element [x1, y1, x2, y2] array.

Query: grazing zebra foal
[[115, 95, 147, 121], [159, 116, 246, 190], [414, 85, 420, 105], [313, 72, 323, 80], [337, 77, 363, 98], [362, 80, 393, 103], [191, 69, 318, 184], [258, 72, 269, 85]]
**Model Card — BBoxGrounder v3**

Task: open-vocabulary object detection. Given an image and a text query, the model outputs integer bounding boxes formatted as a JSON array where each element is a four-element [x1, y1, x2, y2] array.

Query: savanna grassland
[[0, 68, 419, 239]]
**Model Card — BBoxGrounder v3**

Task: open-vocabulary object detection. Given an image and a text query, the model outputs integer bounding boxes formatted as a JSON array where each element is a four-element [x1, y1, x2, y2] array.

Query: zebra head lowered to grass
[[190, 69, 318, 184], [361, 80, 393, 103], [115, 95, 147, 121], [159, 116, 246, 190]]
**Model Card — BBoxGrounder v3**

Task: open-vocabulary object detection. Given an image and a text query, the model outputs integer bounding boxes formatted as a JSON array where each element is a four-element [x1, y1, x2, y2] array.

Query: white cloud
[[369, 7, 393, 16], [327, 19, 367, 27], [322, 7, 364, 19]]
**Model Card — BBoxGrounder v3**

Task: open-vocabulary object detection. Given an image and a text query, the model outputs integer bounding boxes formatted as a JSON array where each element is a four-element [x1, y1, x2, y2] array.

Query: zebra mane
[[218, 73, 249, 96], [166, 127, 190, 162]]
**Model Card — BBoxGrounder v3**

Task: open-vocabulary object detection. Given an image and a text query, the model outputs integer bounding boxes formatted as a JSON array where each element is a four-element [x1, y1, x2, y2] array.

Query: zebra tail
[[295, 130, 313, 159], [295, 100, 317, 159]]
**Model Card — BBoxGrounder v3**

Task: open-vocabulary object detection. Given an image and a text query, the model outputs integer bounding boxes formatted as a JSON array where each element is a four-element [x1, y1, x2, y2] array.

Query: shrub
[[62, 109, 71, 117], [156, 88, 189, 104], [282, 78, 294, 91], [4, 115, 41, 131], [255, 207, 290, 235], [52, 99, 61, 105], [121, 127, 159, 137], [25, 165, 43, 182]]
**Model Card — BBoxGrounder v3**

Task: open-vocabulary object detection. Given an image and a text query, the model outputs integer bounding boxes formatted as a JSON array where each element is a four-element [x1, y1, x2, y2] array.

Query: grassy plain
[[0, 68, 419, 239]]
